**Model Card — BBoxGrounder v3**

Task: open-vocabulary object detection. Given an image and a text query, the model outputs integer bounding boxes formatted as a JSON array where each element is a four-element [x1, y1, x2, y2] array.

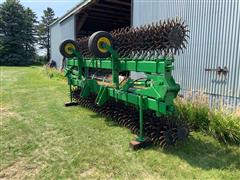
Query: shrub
[[175, 92, 210, 132], [209, 108, 240, 145], [175, 91, 240, 145]]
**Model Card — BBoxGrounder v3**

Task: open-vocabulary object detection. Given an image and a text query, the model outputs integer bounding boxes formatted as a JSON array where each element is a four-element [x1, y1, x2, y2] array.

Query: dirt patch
[[79, 168, 96, 177], [0, 107, 21, 127], [0, 159, 45, 180], [0, 107, 16, 118]]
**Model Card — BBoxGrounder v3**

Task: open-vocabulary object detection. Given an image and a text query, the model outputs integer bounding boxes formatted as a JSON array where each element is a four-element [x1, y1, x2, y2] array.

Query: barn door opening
[[75, 0, 132, 38]]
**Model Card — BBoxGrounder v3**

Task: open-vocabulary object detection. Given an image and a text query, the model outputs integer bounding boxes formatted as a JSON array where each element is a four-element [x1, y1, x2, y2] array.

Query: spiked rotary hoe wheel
[[78, 18, 189, 58]]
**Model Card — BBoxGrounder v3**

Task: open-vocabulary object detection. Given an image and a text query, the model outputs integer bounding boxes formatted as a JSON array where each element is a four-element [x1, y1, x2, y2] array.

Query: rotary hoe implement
[[59, 18, 189, 150]]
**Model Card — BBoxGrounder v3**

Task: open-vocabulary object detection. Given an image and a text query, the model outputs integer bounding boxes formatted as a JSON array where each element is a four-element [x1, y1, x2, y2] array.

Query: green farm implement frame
[[60, 30, 188, 149]]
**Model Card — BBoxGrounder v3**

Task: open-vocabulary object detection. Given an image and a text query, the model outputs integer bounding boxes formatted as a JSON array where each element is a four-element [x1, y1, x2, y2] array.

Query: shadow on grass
[[162, 135, 240, 170], [89, 114, 119, 127], [88, 110, 240, 170]]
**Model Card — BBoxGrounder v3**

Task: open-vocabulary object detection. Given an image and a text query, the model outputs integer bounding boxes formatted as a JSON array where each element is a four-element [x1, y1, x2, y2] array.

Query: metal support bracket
[[136, 96, 147, 142], [102, 43, 120, 89]]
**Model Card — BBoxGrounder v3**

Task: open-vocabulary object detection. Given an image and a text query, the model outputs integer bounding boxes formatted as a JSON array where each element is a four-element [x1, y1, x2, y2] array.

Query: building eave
[[49, 0, 96, 27]]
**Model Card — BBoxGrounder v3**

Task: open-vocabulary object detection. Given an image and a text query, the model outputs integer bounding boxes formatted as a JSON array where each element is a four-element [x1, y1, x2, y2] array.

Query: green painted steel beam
[[67, 78, 170, 114], [107, 88, 168, 114], [66, 58, 174, 74]]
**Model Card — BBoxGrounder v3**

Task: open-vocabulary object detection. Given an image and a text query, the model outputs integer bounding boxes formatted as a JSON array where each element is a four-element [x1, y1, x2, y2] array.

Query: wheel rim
[[64, 43, 75, 55], [97, 37, 111, 53]]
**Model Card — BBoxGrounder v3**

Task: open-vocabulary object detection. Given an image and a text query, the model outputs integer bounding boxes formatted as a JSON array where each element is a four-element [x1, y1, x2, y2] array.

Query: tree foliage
[[37, 7, 56, 61], [0, 0, 37, 66]]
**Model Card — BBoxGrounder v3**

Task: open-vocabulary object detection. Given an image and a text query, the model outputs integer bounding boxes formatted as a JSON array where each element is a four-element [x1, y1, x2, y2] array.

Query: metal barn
[[50, 0, 132, 68], [50, 0, 240, 107]]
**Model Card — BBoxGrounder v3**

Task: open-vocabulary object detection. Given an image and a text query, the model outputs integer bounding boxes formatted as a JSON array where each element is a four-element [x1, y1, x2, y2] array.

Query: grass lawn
[[0, 66, 240, 179]]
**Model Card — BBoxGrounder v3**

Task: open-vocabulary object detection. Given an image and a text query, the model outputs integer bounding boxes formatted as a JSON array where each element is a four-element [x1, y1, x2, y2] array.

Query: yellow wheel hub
[[64, 43, 75, 55], [97, 37, 111, 53]]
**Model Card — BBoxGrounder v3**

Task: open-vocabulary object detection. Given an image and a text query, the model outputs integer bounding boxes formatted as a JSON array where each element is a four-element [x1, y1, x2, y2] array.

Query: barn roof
[[50, 0, 95, 26]]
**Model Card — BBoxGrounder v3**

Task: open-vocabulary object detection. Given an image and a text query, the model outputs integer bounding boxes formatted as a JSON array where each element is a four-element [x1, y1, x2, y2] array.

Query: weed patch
[[175, 91, 240, 145], [43, 66, 66, 81]]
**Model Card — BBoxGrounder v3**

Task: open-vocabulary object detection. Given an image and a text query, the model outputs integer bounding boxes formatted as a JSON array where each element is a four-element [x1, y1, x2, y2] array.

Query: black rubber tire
[[88, 31, 113, 58], [59, 39, 79, 58]]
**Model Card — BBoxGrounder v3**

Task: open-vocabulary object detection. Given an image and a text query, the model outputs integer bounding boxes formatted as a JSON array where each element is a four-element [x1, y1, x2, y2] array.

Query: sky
[[0, 0, 81, 20]]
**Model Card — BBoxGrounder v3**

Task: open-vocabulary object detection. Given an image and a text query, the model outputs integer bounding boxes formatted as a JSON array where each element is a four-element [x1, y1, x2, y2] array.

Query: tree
[[0, 0, 37, 65], [23, 8, 38, 62], [37, 7, 56, 61]]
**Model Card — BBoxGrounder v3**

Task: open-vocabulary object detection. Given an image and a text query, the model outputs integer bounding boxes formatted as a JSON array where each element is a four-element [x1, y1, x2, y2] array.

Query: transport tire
[[59, 39, 79, 58], [88, 31, 113, 58]]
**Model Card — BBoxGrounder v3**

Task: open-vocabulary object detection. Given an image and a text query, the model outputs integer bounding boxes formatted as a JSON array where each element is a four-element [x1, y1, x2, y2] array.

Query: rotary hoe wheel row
[[72, 89, 189, 148], [60, 17, 190, 149], [77, 18, 189, 58]]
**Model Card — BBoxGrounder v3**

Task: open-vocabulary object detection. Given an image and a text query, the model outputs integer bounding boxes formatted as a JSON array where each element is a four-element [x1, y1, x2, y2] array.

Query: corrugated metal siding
[[60, 16, 75, 40], [50, 16, 75, 69], [50, 23, 62, 68], [133, 0, 240, 107]]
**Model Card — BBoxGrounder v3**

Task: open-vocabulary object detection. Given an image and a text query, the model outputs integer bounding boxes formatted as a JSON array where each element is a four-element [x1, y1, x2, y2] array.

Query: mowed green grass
[[0, 66, 240, 179]]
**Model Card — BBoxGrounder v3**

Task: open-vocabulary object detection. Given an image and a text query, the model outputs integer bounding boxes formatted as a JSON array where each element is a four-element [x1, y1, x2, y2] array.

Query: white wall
[[50, 15, 75, 69], [50, 23, 61, 68]]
